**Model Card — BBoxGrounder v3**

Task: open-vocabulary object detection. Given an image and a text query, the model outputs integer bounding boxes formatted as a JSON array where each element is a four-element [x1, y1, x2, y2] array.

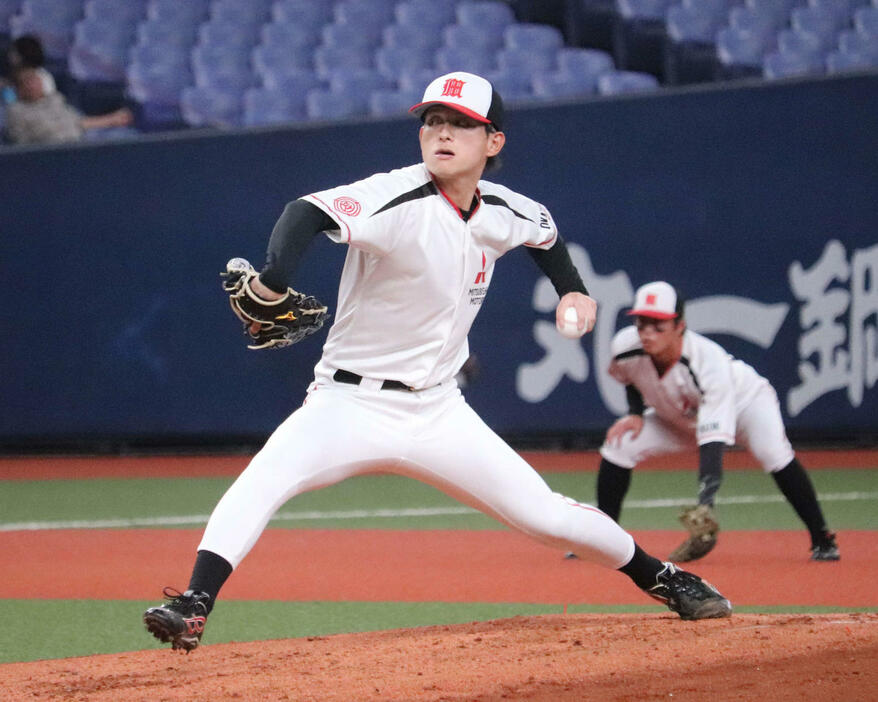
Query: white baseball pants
[[199, 376, 635, 570]]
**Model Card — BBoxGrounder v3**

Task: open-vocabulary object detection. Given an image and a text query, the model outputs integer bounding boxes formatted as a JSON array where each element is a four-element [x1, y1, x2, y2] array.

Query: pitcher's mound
[[3, 612, 876, 701]]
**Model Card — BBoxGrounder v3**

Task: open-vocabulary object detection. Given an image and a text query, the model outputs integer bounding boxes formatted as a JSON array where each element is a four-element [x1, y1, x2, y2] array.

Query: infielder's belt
[[333, 368, 415, 392]]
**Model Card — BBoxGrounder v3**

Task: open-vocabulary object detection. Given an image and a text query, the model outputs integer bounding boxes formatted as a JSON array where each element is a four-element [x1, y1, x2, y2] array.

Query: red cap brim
[[409, 100, 491, 124]]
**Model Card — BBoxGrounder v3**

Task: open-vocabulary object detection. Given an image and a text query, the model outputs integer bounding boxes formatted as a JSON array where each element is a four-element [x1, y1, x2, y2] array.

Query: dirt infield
[[3, 613, 876, 701]]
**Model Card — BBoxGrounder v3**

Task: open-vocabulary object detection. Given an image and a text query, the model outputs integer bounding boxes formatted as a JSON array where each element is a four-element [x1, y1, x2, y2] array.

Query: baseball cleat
[[810, 531, 840, 561], [143, 587, 210, 652], [645, 562, 732, 621]]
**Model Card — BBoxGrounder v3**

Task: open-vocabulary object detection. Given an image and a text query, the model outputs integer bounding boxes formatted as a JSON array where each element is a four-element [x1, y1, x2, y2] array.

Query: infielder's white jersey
[[608, 327, 770, 445], [303, 163, 558, 389]]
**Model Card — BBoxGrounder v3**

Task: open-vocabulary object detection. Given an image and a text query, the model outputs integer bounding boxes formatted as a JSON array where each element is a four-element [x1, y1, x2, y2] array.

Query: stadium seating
[[395, 0, 457, 28], [9, 0, 84, 61], [243, 86, 307, 126], [613, 0, 676, 78], [597, 68, 661, 94], [369, 87, 422, 117], [180, 84, 242, 127]]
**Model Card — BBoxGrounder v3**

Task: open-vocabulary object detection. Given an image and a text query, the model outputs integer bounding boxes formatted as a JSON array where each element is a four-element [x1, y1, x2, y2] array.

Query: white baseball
[[226, 257, 252, 273], [558, 306, 584, 339]]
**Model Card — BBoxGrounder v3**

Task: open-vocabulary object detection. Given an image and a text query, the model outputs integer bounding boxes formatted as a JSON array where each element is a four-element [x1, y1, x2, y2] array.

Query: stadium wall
[[2, 73, 876, 449]]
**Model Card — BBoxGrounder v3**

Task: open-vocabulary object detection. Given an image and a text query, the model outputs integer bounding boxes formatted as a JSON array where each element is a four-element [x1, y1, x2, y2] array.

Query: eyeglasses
[[634, 317, 676, 332]]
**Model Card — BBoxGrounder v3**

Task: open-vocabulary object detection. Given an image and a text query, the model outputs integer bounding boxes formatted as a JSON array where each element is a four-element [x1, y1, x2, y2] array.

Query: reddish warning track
[[2, 528, 875, 607], [1, 448, 875, 480]]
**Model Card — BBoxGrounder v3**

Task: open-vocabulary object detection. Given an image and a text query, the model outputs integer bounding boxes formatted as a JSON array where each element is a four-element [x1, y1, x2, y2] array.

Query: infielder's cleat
[[810, 531, 840, 561], [645, 563, 732, 621], [143, 588, 210, 652]]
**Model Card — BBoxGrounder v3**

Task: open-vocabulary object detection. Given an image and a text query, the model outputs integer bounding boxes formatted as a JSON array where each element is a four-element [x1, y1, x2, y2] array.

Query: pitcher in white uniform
[[143, 74, 732, 652], [593, 281, 839, 563]]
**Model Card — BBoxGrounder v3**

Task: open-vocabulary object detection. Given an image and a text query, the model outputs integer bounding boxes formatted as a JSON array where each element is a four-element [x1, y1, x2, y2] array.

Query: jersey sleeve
[[302, 170, 411, 256], [606, 327, 640, 385], [480, 182, 558, 251], [692, 343, 737, 446]]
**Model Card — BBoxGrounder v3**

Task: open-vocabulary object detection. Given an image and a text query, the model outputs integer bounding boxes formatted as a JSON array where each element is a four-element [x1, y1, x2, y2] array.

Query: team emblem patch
[[333, 196, 362, 217]]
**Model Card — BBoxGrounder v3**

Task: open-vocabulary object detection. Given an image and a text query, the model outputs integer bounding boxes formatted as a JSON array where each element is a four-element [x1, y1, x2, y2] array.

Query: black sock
[[771, 459, 829, 544], [618, 543, 665, 590], [188, 550, 233, 614], [596, 458, 632, 522]]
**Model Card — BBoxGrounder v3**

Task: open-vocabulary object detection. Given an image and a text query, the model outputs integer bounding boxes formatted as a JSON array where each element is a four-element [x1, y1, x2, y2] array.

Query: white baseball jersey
[[607, 326, 768, 444], [199, 162, 637, 573], [303, 162, 558, 389], [601, 326, 794, 472]]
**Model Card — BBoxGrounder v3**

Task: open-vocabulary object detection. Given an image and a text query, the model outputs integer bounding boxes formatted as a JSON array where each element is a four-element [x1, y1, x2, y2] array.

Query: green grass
[[2, 467, 875, 664], [2, 469, 875, 531], [3, 600, 875, 665]]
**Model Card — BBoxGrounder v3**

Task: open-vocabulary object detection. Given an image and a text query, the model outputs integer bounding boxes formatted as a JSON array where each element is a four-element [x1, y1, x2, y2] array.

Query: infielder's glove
[[668, 504, 719, 562], [221, 258, 329, 350]]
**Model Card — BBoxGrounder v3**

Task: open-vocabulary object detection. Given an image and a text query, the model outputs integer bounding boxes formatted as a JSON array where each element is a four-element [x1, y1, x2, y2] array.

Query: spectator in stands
[[3, 35, 56, 103], [4, 66, 133, 145]]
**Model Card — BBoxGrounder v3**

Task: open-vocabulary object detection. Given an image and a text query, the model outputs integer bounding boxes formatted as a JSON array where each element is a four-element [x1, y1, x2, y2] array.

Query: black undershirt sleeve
[[626, 385, 645, 415], [526, 236, 589, 297], [697, 441, 725, 507], [258, 199, 339, 293]]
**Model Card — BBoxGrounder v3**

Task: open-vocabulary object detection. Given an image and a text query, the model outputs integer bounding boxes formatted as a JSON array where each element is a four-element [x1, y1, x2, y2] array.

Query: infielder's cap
[[409, 71, 504, 131], [627, 281, 682, 319]]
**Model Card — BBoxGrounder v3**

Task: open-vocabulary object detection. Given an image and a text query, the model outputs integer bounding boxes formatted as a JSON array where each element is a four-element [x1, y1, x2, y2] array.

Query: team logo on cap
[[333, 196, 361, 217], [646, 293, 657, 305], [441, 78, 465, 98]]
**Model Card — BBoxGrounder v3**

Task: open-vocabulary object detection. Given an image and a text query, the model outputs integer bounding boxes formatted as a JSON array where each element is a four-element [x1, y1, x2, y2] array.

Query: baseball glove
[[668, 504, 719, 562], [221, 258, 329, 350]]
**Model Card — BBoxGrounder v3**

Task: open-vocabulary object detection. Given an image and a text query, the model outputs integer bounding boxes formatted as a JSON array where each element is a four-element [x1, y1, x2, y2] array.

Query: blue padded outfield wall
[[2, 73, 877, 448]]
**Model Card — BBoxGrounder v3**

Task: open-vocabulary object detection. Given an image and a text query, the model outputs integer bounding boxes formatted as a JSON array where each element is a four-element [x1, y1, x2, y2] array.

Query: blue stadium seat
[[313, 45, 375, 78], [443, 23, 506, 51], [327, 68, 392, 100], [180, 85, 243, 127], [242, 87, 307, 126], [197, 20, 260, 49], [502, 23, 565, 51], [271, 0, 333, 27], [260, 21, 319, 50], [334, 0, 397, 28], [252, 42, 314, 79], [191, 45, 255, 91], [146, 0, 209, 24], [10, 0, 84, 60], [715, 25, 776, 78], [666, 3, 726, 44], [838, 28, 878, 57], [777, 28, 829, 59], [136, 19, 199, 48], [596, 69, 660, 94], [0, 0, 20, 33], [209, 0, 273, 25], [496, 47, 557, 80], [395, 0, 457, 28], [375, 45, 436, 82], [616, 0, 675, 21], [398, 67, 440, 94], [557, 47, 615, 75], [486, 70, 537, 102], [826, 44, 878, 70], [807, 0, 867, 24], [84, 0, 146, 25], [730, 5, 788, 33], [531, 70, 600, 99], [854, 6, 878, 36], [257, 68, 323, 95], [382, 23, 444, 51], [305, 88, 367, 121], [321, 22, 383, 50], [455, 1, 516, 27], [68, 17, 136, 82], [369, 88, 422, 117], [435, 45, 498, 74], [742, 0, 803, 24], [762, 47, 825, 78], [126, 48, 191, 129], [791, 6, 851, 49]]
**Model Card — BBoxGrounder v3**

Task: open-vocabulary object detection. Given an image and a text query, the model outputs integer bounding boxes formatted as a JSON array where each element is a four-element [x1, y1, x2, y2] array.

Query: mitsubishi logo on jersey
[[441, 78, 465, 98], [474, 251, 487, 284]]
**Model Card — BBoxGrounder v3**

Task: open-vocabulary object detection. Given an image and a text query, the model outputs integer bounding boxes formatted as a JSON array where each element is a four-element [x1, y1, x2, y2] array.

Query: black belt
[[333, 369, 414, 392]]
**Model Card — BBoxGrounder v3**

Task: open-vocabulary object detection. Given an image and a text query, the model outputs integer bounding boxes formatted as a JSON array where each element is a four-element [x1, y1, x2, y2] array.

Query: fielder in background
[[593, 281, 839, 563], [143, 73, 732, 653]]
